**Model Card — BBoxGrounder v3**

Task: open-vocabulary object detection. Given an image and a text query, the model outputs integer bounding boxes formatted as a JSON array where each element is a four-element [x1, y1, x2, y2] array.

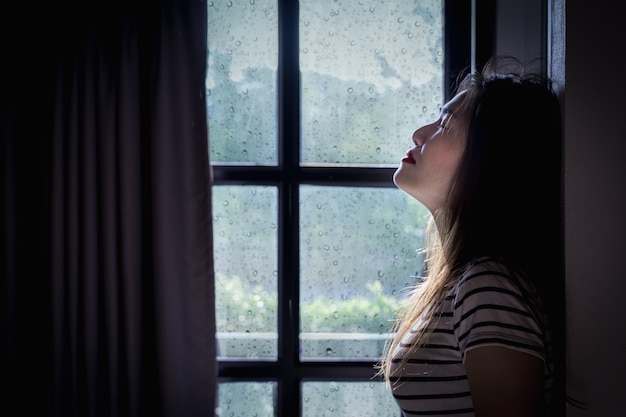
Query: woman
[[380, 58, 565, 417]]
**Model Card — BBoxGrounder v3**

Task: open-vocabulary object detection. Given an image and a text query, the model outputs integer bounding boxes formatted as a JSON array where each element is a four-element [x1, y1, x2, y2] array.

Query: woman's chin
[[392, 167, 402, 187]]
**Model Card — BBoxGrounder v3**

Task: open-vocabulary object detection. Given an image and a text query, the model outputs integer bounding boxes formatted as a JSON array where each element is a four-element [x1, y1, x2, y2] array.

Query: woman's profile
[[379, 57, 566, 417]]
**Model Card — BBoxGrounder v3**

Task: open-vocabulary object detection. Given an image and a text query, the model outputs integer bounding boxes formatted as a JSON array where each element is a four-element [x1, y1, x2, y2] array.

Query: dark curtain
[[2, 1, 216, 416]]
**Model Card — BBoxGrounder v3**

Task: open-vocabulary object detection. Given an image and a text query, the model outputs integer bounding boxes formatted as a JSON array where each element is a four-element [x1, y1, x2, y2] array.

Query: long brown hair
[[379, 57, 565, 415]]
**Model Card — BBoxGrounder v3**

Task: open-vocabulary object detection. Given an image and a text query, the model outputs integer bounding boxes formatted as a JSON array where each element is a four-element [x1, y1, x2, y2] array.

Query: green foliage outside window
[[216, 273, 401, 334]]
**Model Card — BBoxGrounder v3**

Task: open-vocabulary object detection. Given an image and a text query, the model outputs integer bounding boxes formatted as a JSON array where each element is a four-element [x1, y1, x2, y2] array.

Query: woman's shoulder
[[459, 256, 515, 282], [453, 256, 532, 299]]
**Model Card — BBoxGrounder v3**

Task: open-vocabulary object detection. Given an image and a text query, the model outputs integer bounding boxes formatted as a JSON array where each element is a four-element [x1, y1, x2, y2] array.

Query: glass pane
[[217, 382, 277, 417], [206, 0, 278, 164], [213, 186, 278, 358], [302, 381, 401, 416], [299, 185, 429, 359], [300, 0, 444, 165]]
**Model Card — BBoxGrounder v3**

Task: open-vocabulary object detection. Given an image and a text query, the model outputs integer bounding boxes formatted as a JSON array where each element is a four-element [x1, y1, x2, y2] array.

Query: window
[[207, 0, 485, 415]]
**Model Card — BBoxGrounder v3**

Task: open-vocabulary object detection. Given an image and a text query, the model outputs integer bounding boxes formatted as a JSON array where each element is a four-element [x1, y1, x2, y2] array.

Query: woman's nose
[[412, 124, 431, 147]]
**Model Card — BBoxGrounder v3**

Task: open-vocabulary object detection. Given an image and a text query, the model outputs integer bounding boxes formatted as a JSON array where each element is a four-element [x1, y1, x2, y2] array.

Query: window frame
[[211, 1, 494, 415]]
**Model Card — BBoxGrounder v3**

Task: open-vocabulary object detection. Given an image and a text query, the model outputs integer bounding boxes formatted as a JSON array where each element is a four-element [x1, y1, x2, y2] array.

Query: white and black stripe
[[390, 258, 554, 416]]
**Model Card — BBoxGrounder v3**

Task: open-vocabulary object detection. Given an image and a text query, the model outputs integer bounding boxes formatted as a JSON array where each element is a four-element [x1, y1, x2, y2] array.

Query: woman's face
[[393, 90, 468, 212]]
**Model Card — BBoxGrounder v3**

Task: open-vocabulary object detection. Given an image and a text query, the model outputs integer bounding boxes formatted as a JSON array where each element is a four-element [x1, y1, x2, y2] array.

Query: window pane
[[217, 382, 277, 417], [207, 0, 278, 164], [213, 186, 278, 358], [299, 185, 429, 359], [302, 381, 401, 416], [300, 0, 444, 165]]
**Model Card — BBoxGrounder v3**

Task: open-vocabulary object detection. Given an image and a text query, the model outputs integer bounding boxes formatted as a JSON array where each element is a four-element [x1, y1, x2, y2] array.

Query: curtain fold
[[2, 1, 215, 416]]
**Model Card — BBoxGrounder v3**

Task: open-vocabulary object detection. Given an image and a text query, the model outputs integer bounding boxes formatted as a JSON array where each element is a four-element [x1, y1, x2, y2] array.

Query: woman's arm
[[465, 346, 544, 417]]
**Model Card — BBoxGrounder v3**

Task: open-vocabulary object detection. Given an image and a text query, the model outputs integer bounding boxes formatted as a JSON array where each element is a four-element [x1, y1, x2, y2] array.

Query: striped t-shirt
[[389, 257, 553, 416]]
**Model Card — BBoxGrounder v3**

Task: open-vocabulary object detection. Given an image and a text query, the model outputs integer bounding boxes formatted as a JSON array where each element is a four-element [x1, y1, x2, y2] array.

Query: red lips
[[402, 150, 416, 164]]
